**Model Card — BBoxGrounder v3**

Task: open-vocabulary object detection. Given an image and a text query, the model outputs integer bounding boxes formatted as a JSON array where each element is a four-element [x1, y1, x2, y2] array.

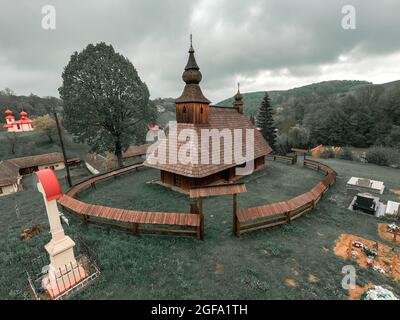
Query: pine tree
[[256, 92, 277, 149]]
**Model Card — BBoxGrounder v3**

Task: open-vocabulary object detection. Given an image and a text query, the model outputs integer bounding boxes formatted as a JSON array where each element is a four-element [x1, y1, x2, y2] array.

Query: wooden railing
[[59, 162, 203, 239], [266, 154, 297, 165], [234, 159, 337, 237]]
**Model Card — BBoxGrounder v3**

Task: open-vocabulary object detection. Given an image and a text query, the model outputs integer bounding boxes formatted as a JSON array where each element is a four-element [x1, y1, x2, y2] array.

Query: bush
[[336, 147, 353, 160], [366, 146, 400, 167], [275, 133, 292, 155], [319, 148, 335, 159], [287, 125, 310, 149]]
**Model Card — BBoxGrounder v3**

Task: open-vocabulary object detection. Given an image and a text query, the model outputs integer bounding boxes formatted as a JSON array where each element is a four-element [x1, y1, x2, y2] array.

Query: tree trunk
[[115, 140, 124, 168], [10, 141, 16, 155], [7, 133, 17, 155]]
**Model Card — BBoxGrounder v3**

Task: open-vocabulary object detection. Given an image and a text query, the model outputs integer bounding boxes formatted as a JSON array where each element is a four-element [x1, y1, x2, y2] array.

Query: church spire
[[176, 35, 210, 105], [182, 35, 202, 84], [233, 82, 244, 114]]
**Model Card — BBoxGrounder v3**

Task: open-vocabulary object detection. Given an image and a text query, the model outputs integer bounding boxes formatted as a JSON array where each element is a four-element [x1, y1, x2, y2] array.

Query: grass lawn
[[0, 158, 399, 299]]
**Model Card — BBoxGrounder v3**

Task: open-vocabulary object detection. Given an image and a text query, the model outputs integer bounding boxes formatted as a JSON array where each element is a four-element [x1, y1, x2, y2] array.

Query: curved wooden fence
[[234, 159, 337, 237], [58, 162, 203, 239], [59, 158, 336, 240]]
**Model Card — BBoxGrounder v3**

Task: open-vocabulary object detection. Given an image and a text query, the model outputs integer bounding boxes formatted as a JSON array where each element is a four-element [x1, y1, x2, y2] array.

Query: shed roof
[[123, 144, 150, 159], [8, 152, 64, 168], [0, 161, 20, 186], [291, 148, 308, 154], [85, 144, 149, 173], [189, 183, 247, 198]]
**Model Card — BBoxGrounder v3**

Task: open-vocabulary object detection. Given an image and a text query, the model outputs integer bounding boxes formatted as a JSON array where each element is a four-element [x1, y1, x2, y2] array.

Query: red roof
[[20, 111, 28, 117], [36, 169, 63, 201], [5, 109, 13, 115], [149, 124, 161, 131], [3, 123, 13, 128]]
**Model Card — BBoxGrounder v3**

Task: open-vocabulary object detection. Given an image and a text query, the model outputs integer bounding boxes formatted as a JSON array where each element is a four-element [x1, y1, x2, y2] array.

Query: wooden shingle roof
[[144, 106, 272, 178], [0, 161, 20, 186], [8, 152, 64, 168], [122, 144, 150, 159], [85, 144, 149, 173]]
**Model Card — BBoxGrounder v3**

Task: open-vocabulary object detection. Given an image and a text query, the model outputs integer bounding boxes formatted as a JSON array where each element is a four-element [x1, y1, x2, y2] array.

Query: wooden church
[[145, 40, 272, 191]]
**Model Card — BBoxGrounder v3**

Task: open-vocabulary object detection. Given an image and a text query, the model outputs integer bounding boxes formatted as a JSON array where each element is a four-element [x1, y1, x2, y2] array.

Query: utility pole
[[54, 111, 72, 187]]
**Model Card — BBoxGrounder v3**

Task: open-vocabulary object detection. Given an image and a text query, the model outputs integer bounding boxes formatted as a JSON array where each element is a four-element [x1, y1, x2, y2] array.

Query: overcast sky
[[1, 0, 399, 103]]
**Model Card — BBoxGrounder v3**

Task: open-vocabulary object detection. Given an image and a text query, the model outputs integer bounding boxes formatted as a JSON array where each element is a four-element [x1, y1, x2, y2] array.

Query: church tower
[[175, 36, 210, 124], [233, 83, 244, 114]]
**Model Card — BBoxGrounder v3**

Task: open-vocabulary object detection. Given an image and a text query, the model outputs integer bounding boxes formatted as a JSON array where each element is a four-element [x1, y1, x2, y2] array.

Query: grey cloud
[[0, 0, 399, 102]]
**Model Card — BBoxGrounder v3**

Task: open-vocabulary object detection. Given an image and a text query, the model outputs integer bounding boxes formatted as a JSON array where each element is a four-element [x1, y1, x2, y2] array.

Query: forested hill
[[216, 80, 370, 116], [0, 89, 174, 126], [215, 79, 400, 150], [0, 89, 63, 116], [288, 80, 400, 148]]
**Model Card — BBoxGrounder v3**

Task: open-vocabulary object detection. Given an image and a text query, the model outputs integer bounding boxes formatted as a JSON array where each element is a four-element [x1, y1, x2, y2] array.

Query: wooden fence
[[266, 154, 297, 165], [59, 158, 336, 240], [59, 162, 203, 239], [234, 159, 337, 237]]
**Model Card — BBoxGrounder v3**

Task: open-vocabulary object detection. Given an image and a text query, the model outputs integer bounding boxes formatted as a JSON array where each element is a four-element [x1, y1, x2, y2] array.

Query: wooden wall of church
[[176, 103, 209, 124]]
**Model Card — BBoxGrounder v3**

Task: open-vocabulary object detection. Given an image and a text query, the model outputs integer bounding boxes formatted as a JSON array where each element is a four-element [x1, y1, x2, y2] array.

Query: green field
[[0, 158, 399, 299]]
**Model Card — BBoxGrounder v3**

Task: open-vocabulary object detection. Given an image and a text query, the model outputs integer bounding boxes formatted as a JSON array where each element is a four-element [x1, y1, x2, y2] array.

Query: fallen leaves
[[215, 262, 223, 274], [285, 278, 297, 287], [308, 274, 319, 283]]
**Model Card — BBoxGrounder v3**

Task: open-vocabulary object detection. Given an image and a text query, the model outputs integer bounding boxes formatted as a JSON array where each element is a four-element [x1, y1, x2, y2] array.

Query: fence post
[[194, 198, 204, 240], [132, 223, 139, 235], [82, 215, 89, 223], [235, 220, 241, 238], [232, 194, 240, 238], [59, 267, 66, 294]]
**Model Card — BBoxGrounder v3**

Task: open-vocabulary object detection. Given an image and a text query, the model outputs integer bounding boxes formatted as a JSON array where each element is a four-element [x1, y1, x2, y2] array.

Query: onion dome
[[5, 109, 14, 120], [234, 87, 243, 101], [18, 110, 32, 124], [182, 44, 202, 84], [176, 35, 210, 104]]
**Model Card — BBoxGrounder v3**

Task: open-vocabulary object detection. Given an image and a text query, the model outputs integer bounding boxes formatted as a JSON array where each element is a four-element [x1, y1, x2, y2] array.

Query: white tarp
[[386, 201, 400, 216], [346, 177, 385, 194]]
